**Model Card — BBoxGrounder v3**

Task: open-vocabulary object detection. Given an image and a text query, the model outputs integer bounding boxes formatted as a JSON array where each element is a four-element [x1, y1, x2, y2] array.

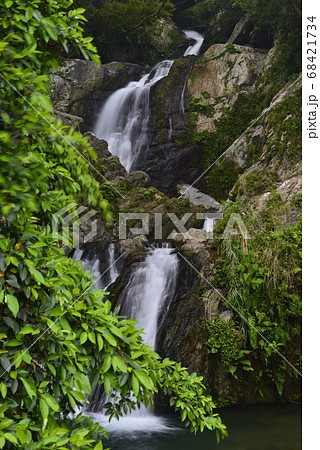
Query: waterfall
[[179, 30, 204, 113], [183, 30, 204, 57], [168, 117, 173, 142], [94, 60, 173, 172], [203, 216, 215, 233], [89, 246, 179, 433], [73, 244, 120, 290], [179, 65, 193, 114], [119, 245, 178, 352], [106, 243, 119, 289]]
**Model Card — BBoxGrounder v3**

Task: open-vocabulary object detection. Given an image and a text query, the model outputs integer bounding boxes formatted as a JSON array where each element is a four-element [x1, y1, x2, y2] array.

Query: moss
[[201, 91, 211, 99], [190, 97, 215, 117], [235, 170, 280, 198], [213, 43, 241, 60], [266, 90, 302, 163], [206, 159, 243, 201]]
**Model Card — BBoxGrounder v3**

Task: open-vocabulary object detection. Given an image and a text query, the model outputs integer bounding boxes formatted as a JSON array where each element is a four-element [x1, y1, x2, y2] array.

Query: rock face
[[187, 43, 268, 132], [209, 74, 302, 202], [156, 243, 237, 405], [50, 59, 145, 132], [177, 184, 221, 211]]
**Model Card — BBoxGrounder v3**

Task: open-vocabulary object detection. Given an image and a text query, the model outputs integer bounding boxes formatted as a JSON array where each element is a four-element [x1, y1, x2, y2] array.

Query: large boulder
[[187, 43, 269, 132]]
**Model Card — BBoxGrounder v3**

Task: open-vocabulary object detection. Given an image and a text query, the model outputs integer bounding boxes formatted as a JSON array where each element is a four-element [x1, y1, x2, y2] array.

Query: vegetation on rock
[[210, 193, 302, 401]]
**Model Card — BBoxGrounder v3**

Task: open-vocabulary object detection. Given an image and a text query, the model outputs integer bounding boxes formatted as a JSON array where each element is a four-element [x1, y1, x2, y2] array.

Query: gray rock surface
[[177, 184, 221, 211]]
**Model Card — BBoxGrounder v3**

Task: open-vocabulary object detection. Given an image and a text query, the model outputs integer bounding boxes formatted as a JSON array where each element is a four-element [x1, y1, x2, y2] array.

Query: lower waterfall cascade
[[81, 246, 179, 433]]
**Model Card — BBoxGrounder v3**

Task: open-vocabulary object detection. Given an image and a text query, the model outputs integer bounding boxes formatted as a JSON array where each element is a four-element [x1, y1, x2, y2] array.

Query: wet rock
[[119, 236, 148, 254], [126, 171, 151, 188], [84, 132, 111, 161], [53, 110, 83, 131], [136, 57, 204, 194]]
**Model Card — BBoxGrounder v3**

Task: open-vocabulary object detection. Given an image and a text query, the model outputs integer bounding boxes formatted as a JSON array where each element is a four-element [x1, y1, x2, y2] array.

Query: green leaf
[[114, 356, 127, 373], [79, 331, 87, 344], [47, 363, 56, 376], [40, 398, 49, 420], [19, 325, 34, 335], [97, 334, 103, 351], [0, 356, 11, 372], [43, 393, 60, 411], [0, 383, 7, 398], [3, 433, 17, 444], [132, 375, 139, 397], [6, 294, 19, 316], [102, 355, 111, 373], [21, 378, 36, 399], [75, 373, 91, 394], [134, 370, 153, 390], [104, 375, 111, 394], [25, 261, 46, 284], [104, 333, 117, 346]]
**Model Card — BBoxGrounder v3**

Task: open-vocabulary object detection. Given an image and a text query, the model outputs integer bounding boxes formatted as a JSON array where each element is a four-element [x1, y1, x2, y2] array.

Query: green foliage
[[212, 195, 302, 396], [235, 170, 280, 198], [73, 0, 175, 63], [0, 1, 226, 447], [174, 0, 226, 28], [206, 319, 253, 377], [190, 98, 215, 117], [266, 90, 302, 162]]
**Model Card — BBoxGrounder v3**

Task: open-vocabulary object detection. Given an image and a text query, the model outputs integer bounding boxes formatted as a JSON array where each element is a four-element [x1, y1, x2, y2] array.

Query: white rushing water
[[73, 244, 120, 290], [91, 246, 179, 434], [203, 216, 215, 233], [120, 246, 178, 350], [183, 30, 204, 57], [180, 30, 204, 113], [94, 60, 173, 172]]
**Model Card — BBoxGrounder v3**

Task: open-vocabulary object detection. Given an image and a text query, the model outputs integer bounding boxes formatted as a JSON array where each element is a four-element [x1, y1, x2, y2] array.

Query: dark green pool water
[[104, 404, 301, 450]]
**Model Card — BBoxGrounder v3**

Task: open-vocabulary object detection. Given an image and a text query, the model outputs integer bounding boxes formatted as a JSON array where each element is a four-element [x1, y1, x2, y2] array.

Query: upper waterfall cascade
[[94, 60, 173, 172], [183, 30, 204, 57]]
